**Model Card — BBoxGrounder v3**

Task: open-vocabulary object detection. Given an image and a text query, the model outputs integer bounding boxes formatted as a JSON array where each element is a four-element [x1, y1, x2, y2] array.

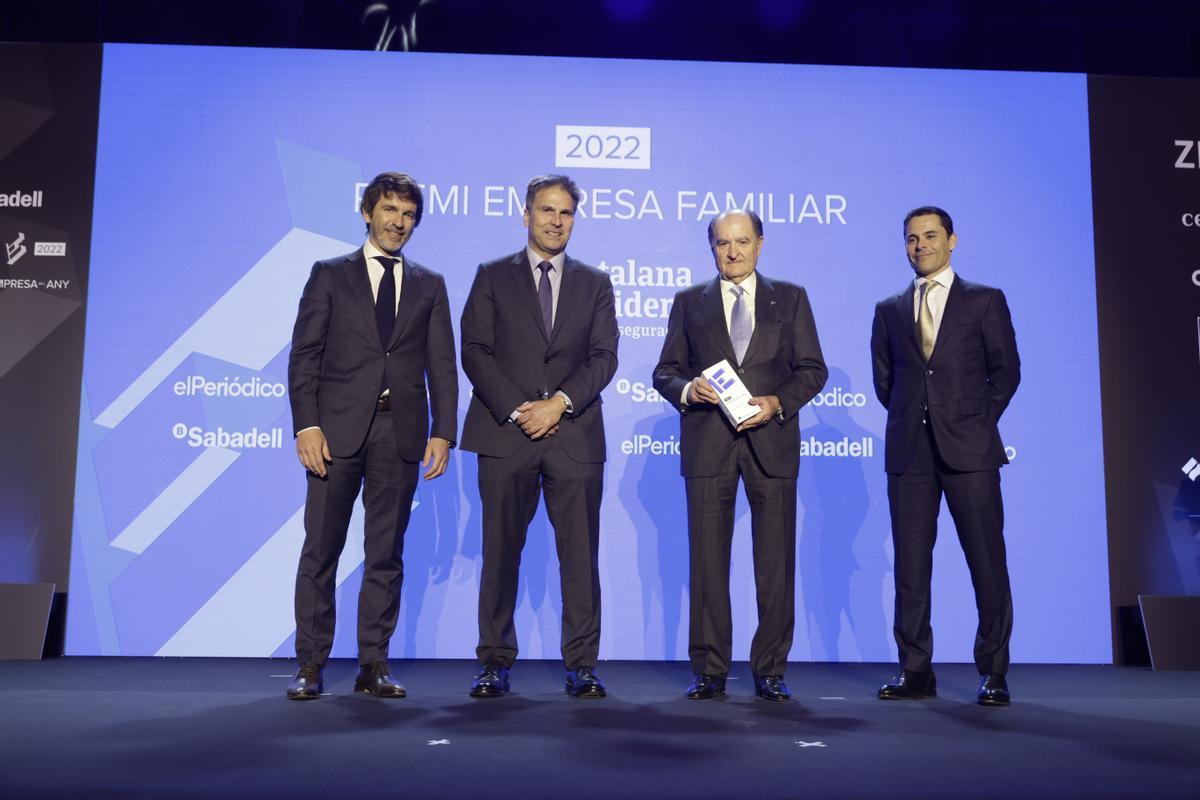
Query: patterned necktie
[[918, 279, 936, 360], [537, 260, 554, 334], [730, 284, 751, 364], [374, 255, 398, 393]]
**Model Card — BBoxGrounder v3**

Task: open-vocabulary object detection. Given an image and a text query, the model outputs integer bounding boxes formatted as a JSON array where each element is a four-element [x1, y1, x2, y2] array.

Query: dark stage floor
[[1, 658, 1198, 799]]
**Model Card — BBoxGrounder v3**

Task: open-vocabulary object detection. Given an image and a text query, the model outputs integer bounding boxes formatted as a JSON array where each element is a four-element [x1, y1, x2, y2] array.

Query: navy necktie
[[374, 255, 398, 393], [537, 260, 554, 334]]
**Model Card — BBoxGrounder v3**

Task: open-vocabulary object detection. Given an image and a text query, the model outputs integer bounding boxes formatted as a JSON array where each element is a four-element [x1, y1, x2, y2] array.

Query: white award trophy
[[701, 359, 759, 427]]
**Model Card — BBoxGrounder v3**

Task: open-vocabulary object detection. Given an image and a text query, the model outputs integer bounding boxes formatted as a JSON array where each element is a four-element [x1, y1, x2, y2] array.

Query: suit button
[[544, 358, 551, 364], [925, 369, 933, 376], [738, 368, 745, 375]]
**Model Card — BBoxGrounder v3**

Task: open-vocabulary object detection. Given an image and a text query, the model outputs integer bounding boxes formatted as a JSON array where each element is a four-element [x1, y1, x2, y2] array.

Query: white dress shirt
[[681, 272, 759, 406], [509, 248, 572, 421], [525, 246, 565, 327], [912, 265, 955, 344], [720, 271, 758, 335], [296, 242, 404, 436], [364, 239, 404, 314]]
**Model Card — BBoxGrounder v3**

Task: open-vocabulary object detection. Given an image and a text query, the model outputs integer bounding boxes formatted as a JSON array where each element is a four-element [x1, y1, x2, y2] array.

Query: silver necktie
[[730, 284, 751, 363]]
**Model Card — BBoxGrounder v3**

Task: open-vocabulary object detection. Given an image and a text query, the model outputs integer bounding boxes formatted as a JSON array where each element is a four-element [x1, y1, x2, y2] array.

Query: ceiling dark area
[[2, 0, 1199, 77]]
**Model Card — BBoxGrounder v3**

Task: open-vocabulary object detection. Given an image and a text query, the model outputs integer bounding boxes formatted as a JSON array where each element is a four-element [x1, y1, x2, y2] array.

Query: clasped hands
[[295, 428, 451, 480], [515, 396, 566, 440], [688, 379, 781, 432]]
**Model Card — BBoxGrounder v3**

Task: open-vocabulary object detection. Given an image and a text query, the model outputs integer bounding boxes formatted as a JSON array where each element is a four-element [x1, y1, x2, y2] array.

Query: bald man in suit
[[653, 209, 827, 702]]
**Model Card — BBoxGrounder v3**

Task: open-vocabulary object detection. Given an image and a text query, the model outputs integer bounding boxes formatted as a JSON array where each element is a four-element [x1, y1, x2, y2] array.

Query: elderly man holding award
[[653, 209, 827, 702]]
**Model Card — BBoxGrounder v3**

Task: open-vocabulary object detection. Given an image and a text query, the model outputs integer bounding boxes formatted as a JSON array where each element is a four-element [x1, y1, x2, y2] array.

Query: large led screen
[[67, 44, 1109, 662]]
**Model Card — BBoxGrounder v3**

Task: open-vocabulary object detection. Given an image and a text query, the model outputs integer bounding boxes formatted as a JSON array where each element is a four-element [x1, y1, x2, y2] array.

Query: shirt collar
[[914, 265, 955, 291], [363, 239, 403, 267], [720, 270, 758, 298], [526, 247, 566, 273]]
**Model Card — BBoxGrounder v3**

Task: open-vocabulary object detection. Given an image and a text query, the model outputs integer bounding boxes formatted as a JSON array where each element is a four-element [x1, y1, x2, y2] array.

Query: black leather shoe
[[878, 669, 937, 700], [977, 673, 1010, 706], [565, 666, 607, 698], [754, 674, 792, 702], [354, 661, 407, 698], [686, 674, 727, 699], [469, 661, 510, 698], [286, 662, 323, 700]]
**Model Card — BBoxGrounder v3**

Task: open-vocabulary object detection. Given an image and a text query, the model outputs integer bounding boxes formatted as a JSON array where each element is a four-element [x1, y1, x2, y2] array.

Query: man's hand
[[422, 437, 451, 480], [736, 395, 782, 431], [296, 428, 332, 477], [516, 397, 566, 440], [688, 378, 721, 405]]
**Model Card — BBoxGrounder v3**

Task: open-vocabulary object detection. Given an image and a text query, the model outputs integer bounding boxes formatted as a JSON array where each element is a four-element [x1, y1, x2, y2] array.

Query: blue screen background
[[67, 44, 1109, 663]]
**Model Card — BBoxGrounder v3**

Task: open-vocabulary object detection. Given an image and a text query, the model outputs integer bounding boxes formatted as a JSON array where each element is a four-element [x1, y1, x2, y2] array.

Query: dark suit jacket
[[870, 275, 1020, 474], [652, 273, 828, 479], [459, 251, 619, 462], [288, 249, 458, 461]]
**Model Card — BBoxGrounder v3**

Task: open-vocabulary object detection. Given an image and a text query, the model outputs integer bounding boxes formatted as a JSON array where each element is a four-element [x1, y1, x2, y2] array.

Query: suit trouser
[[887, 421, 1013, 675], [475, 439, 603, 670], [294, 408, 418, 667], [685, 435, 797, 678]]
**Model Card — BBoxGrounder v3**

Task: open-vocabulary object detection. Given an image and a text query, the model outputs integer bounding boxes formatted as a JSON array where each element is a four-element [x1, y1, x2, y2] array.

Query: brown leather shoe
[[354, 661, 407, 698], [286, 662, 323, 700]]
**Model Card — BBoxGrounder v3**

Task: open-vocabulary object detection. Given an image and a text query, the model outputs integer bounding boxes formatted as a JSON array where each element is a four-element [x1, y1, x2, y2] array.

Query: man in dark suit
[[285, 172, 458, 700], [460, 174, 618, 699], [870, 206, 1020, 706], [653, 209, 827, 702]]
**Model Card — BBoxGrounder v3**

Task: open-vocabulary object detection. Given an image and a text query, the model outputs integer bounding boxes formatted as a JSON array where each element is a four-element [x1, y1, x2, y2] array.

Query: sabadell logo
[[0, 190, 43, 208]]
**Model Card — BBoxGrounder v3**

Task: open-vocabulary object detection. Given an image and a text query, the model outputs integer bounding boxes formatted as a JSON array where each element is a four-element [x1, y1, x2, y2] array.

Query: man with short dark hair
[[653, 208, 827, 702], [870, 206, 1020, 706], [285, 172, 458, 700], [460, 174, 618, 699]]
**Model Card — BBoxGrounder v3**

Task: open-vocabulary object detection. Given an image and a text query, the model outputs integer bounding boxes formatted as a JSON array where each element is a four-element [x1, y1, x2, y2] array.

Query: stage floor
[[1, 659, 1197, 799]]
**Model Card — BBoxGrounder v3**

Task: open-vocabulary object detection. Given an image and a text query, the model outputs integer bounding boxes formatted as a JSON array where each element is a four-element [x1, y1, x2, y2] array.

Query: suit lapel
[[342, 251, 379, 345], [741, 273, 777, 365], [928, 276, 964, 362], [548, 257, 583, 347], [509, 251, 550, 342], [898, 282, 923, 361], [702, 278, 737, 365], [388, 259, 421, 350]]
